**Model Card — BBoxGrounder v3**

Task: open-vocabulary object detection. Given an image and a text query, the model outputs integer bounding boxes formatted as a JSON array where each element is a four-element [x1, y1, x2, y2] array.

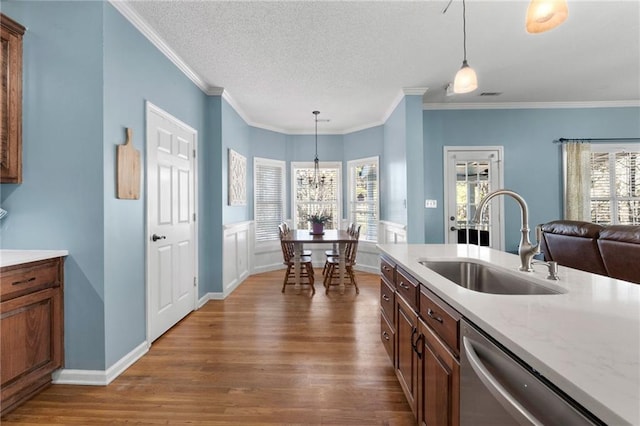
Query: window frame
[[253, 156, 286, 244], [347, 156, 380, 242], [290, 161, 342, 230]]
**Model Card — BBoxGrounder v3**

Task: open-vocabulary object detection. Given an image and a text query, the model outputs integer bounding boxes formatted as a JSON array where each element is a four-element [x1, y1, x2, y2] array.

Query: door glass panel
[[455, 161, 491, 246]]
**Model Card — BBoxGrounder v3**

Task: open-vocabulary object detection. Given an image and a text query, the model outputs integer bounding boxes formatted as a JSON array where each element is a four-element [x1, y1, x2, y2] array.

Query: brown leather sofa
[[540, 220, 640, 284]]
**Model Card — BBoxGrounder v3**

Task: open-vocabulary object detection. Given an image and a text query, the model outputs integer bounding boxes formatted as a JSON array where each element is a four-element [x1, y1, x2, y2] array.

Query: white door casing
[[443, 146, 504, 250], [146, 102, 198, 343]]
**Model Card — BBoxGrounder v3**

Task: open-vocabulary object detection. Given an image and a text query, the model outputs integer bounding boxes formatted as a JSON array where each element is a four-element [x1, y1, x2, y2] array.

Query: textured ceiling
[[123, 0, 640, 134]]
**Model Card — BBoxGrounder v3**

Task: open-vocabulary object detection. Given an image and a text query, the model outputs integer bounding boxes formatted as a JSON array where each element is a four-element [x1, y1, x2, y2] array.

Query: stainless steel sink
[[419, 260, 565, 295]]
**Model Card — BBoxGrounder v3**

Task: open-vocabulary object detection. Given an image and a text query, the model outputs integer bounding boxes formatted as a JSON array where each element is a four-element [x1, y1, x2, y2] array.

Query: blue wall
[[382, 100, 407, 225], [102, 3, 209, 366], [423, 107, 640, 250], [0, 1, 107, 369], [222, 99, 250, 224], [405, 95, 425, 243], [204, 96, 223, 293]]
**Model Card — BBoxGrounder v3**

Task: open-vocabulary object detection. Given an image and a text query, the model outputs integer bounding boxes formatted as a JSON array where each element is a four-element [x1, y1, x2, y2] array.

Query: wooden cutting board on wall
[[117, 128, 140, 199]]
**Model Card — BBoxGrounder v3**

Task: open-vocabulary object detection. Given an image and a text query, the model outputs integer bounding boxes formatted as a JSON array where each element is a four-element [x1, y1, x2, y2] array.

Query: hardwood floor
[[2, 269, 414, 425]]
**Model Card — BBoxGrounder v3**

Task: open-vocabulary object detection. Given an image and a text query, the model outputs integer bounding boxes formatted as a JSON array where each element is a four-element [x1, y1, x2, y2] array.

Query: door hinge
[[193, 277, 197, 287], [193, 149, 196, 159], [193, 213, 196, 222]]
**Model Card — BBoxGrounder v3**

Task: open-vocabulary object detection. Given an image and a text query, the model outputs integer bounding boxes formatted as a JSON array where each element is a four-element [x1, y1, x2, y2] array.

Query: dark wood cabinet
[[0, 13, 25, 184], [379, 257, 396, 362], [0, 257, 64, 416], [418, 318, 460, 426], [395, 295, 419, 414], [380, 256, 461, 425]]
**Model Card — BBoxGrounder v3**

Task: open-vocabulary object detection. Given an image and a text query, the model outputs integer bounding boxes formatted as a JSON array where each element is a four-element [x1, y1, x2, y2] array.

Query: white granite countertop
[[0, 249, 69, 268], [377, 243, 640, 426]]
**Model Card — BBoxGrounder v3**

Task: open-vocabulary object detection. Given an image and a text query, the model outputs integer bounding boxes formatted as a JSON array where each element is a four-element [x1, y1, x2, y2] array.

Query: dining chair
[[323, 225, 361, 294], [322, 222, 355, 276], [280, 222, 312, 257], [279, 225, 315, 295]]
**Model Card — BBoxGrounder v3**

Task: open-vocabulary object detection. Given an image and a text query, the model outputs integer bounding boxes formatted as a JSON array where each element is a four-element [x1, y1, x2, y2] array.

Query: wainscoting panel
[[378, 221, 407, 244], [223, 221, 252, 293]]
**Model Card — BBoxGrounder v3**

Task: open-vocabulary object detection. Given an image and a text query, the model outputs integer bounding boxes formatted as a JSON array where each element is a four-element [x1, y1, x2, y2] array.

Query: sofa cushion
[[597, 225, 640, 284], [540, 220, 607, 276]]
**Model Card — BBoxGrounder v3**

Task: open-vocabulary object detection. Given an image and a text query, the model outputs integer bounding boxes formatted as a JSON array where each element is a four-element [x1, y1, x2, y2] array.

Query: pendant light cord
[[313, 110, 320, 189], [462, 0, 467, 62]]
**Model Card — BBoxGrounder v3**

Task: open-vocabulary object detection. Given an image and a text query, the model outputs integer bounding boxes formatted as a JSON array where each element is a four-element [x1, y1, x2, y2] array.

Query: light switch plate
[[425, 199, 437, 208]]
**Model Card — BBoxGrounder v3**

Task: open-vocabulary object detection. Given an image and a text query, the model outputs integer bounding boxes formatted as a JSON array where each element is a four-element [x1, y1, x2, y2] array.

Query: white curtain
[[564, 142, 591, 221]]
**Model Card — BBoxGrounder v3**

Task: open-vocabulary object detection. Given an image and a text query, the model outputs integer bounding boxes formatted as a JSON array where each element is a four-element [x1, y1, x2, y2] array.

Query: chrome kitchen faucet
[[472, 189, 541, 272]]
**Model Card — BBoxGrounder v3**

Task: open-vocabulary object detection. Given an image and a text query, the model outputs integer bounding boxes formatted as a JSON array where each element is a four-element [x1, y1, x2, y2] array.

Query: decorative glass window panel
[[292, 162, 341, 230]]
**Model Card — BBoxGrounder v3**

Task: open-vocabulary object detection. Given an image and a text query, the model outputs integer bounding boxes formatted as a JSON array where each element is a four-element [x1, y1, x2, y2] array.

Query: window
[[291, 162, 341, 230], [254, 157, 286, 241], [590, 144, 640, 225], [348, 157, 379, 241]]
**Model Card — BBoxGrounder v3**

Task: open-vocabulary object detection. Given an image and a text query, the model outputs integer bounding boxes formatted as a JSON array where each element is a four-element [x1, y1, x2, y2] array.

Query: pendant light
[[312, 110, 320, 189], [453, 0, 477, 94], [526, 0, 568, 34]]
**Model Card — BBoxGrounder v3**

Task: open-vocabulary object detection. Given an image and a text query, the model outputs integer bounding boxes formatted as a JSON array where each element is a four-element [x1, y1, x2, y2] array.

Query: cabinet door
[[418, 320, 459, 426], [395, 295, 418, 416], [0, 14, 25, 184], [0, 286, 63, 414]]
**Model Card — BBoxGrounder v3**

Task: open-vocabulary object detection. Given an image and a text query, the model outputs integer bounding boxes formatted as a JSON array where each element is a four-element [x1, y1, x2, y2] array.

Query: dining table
[[282, 229, 357, 294]]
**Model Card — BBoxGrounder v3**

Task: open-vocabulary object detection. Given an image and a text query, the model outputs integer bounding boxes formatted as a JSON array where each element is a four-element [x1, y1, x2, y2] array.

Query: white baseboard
[[197, 270, 250, 305], [52, 341, 149, 386], [252, 263, 284, 274]]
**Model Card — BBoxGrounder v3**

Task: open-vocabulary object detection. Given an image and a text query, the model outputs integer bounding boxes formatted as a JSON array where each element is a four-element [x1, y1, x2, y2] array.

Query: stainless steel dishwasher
[[460, 319, 604, 425]]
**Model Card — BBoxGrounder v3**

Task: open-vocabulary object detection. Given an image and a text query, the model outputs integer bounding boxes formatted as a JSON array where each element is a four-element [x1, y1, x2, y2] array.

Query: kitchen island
[[378, 243, 640, 426]]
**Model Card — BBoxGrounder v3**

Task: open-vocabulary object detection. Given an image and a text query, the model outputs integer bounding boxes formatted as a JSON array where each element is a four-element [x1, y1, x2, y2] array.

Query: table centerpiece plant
[[309, 212, 331, 234]]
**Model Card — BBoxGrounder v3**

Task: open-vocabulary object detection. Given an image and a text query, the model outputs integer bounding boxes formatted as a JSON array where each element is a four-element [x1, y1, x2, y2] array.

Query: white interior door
[[146, 102, 197, 343], [444, 147, 504, 250]]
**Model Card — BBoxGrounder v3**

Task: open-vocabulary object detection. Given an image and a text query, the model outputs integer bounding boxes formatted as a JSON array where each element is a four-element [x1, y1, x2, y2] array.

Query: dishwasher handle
[[463, 335, 543, 426]]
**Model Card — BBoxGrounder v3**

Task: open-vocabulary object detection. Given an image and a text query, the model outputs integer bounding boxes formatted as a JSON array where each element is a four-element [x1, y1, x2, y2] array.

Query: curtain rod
[[554, 137, 640, 144]]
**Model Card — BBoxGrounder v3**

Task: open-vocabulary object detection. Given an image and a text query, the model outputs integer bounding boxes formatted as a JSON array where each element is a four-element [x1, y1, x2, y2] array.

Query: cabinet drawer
[[396, 267, 418, 312], [380, 278, 395, 326], [380, 314, 394, 362], [420, 286, 460, 356], [380, 257, 396, 286], [1, 259, 61, 301]]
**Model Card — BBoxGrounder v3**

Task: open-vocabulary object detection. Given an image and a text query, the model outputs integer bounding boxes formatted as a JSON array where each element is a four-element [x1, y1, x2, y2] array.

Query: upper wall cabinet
[[1, 14, 26, 184]]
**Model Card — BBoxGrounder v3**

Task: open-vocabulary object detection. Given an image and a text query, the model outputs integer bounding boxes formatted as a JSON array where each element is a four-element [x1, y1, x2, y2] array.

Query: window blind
[[349, 157, 379, 241], [589, 147, 640, 225], [254, 158, 285, 241]]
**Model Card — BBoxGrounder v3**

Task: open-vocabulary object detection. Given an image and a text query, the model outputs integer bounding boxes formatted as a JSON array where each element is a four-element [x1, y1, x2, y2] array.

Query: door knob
[[450, 226, 457, 231], [152, 234, 166, 242]]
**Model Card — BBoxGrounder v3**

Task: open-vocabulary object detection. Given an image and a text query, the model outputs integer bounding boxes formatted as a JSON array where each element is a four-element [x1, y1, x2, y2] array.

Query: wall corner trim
[[52, 341, 149, 386]]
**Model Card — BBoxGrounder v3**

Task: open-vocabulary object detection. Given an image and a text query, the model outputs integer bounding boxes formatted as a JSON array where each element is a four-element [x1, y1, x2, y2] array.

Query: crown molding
[[403, 87, 428, 96], [422, 100, 640, 110], [108, 0, 215, 94], [207, 87, 225, 96]]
